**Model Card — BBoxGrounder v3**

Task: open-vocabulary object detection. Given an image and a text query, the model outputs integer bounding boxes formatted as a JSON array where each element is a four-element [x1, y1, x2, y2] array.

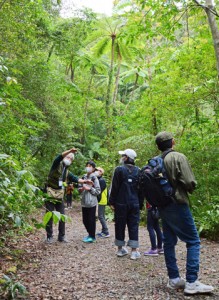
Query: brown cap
[[155, 131, 173, 144]]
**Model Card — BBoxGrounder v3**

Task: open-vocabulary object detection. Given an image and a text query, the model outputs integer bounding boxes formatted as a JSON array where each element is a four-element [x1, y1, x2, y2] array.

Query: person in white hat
[[109, 149, 143, 260]]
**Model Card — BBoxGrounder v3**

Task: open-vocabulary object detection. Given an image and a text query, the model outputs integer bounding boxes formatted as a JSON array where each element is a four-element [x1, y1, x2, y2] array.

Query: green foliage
[[43, 210, 71, 226], [0, 0, 218, 241], [0, 154, 42, 247], [0, 275, 27, 300]]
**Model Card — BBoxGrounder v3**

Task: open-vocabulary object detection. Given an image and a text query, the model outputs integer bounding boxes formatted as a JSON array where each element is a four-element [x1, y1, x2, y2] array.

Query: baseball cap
[[118, 149, 137, 160], [155, 131, 173, 144]]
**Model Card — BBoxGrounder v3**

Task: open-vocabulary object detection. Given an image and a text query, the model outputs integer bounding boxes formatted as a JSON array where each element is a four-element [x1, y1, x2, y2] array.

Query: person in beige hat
[[155, 131, 214, 295]]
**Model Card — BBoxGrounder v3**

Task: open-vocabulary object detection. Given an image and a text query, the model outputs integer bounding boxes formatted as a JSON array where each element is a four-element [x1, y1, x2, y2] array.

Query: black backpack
[[139, 150, 175, 208]]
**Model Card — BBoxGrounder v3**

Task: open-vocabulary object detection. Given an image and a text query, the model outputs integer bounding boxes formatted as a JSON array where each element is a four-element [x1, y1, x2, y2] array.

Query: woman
[[79, 161, 100, 243]]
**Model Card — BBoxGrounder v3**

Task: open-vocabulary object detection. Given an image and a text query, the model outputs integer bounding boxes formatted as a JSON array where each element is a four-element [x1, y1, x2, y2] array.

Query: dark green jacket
[[164, 151, 197, 204], [47, 154, 79, 189]]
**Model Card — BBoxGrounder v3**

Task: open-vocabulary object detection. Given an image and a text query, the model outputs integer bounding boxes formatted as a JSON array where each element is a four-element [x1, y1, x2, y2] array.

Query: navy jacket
[[109, 164, 144, 208]]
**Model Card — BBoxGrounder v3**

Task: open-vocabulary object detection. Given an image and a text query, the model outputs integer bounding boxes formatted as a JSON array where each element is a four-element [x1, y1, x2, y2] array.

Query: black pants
[[82, 206, 96, 239], [66, 194, 72, 207], [45, 200, 65, 240]]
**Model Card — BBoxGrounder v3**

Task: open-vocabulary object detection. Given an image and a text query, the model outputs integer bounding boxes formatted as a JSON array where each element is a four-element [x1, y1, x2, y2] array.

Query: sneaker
[[83, 236, 96, 243], [58, 238, 69, 243], [130, 251, 141, 260], [184, 280, 214, 295], [167, 277, 185, 290], [45, 237, 53, 244], [117, 247, 128, 257], [144, 249, 158, 256], [82, 236, 90, 242], [97, 232, 110, 238], [157, 248, 164, 254]]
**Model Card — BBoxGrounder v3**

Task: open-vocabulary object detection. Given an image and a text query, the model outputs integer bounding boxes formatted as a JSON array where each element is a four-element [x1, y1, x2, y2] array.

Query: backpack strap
[[161, 148, 174, 160]]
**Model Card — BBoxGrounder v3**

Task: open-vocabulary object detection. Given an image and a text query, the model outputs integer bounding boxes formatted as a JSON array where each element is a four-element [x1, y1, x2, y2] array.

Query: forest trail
[[7, 204, 219, 299]]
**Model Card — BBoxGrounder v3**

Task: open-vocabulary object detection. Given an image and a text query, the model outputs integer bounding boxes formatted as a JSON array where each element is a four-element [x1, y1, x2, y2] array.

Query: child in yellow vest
[[95, 167, 110, 238]]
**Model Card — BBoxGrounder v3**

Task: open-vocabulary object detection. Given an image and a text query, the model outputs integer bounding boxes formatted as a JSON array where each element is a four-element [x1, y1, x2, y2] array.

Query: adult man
[[155, 131, 214, 295], [109, 149, 143, 260], [45, 148, 90, 243]]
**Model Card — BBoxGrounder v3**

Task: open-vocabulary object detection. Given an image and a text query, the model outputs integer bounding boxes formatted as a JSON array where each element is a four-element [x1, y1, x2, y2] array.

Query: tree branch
[[193, 0, 219, 18], [0, 0, 8, 11]]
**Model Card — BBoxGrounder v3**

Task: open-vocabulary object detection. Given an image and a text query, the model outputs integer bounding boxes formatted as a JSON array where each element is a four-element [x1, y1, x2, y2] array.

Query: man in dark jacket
[[45, 148, 90, 243], [155, 131, 214, 295], [109, 149, 143, 260]]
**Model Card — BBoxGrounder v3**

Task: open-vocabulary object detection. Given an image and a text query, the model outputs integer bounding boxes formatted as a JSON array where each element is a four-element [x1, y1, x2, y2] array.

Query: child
[[95, 167, 110, 238], [66, 183, 74, 209], [144, 201, 164, 256]]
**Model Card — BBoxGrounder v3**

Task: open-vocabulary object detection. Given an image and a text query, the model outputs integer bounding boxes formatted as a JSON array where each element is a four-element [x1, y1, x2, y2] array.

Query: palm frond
[[92, 37, 111, 57]]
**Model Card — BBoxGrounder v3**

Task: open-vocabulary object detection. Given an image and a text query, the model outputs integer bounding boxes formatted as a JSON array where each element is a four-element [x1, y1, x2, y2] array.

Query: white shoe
[[116, 247, 128, 257], [167, 277, 185, 289], [130, 251, 141, 260], [184, 280, 214, 294]]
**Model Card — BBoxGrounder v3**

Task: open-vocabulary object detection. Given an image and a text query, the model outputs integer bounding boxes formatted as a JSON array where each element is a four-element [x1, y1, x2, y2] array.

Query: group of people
[[45, 151, 110, 244], [44, 131, 214, 295]]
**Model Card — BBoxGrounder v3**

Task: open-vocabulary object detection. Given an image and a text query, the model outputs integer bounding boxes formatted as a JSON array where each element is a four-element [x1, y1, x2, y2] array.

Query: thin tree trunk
[[81, 75, 93, 148], [204, 0, 219, 78], [106, 36, 115, 144], [112, 60, 121, 104], [47, 44, 55, 62], [194, 0, 219, 78], [70, 63, 75, 82]]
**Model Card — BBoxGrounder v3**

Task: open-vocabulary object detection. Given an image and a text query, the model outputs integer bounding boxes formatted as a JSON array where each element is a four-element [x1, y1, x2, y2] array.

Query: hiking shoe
[[117, 247, 128, 257], [58, 238, 69, 243], [184, 280, 214, 295], [167, 277, 185, 290], [45, 237, 53, 244], [144, 249, 158, 256], [157, 248, 164, 254], [130, 251, 141, 260], [82, 236, 90, 242], [83, 236, 96, 243], [97, 232, 110, 238]]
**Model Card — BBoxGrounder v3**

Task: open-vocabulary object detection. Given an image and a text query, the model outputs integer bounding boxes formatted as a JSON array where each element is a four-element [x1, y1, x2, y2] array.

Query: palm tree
[[85, 17, 133, 142]]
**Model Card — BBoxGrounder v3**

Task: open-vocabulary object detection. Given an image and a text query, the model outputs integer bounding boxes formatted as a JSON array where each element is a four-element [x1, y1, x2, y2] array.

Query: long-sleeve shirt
[[47, 154, 79, 189], [164, 151, 197, 204]]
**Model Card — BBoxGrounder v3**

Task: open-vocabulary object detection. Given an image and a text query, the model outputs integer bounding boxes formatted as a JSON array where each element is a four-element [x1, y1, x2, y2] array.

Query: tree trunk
[[112, 60, 121, 105], [198, 0, 219, 78], [106, 36, 115, 145], [81, 75, 93, 149]]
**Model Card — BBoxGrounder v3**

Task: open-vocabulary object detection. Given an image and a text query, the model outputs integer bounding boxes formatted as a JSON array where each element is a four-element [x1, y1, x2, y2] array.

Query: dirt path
[[13, 204, 219, 299]]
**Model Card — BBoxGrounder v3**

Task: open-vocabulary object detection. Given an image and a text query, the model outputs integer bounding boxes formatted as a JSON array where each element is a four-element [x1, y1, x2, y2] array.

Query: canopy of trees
[[0, 0, 218, 241]]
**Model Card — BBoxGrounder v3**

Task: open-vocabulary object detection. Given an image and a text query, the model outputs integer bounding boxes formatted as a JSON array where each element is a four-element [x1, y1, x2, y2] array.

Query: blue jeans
[[147, 209, 163, 250], [159, 202, 200, 283], [114, 203, 140, 248]]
